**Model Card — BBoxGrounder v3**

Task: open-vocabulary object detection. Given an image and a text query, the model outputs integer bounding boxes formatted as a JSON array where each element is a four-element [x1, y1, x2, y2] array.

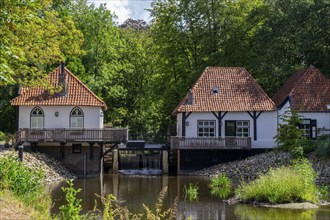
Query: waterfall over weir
[[118, 151, 162, 175]]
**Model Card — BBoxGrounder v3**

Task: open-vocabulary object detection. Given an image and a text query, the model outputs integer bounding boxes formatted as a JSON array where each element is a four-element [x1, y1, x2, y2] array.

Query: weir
[[110, 143, 169, 175]]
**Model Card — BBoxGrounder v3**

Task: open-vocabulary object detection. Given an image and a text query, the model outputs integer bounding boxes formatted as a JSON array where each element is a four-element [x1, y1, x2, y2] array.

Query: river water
[[50, 174, 330, 220]]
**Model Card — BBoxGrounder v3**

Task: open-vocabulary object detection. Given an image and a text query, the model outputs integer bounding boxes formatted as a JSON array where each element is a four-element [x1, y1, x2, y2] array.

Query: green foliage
[[0, 154, 43, 202], [275, 110, 307, 158], [58, 179, 82, 220], [0, 154, 50, 213], [235, 158, 324, 204], [209, 174, 232, 199], [0, 0, 83, 86], [184, 183, 199, 202], [314, 135, 330, 158], [143, 186, 177, 220]]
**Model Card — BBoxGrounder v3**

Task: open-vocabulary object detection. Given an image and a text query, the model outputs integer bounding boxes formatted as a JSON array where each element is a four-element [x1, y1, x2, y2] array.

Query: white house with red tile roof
[[171, 67, 278, 150], [11, 64, 107, 130], [10, 64, 127, 174], [272, 66, 330, 138]]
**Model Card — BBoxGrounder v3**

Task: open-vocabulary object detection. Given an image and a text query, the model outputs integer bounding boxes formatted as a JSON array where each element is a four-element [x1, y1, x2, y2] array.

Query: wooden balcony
[[170, 136, 251, 150], [12, 128, 128, 147]]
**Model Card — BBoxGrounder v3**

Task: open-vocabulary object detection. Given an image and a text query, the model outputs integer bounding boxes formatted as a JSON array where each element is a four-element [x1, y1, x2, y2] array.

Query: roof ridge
[[63, 66, 107, 109]]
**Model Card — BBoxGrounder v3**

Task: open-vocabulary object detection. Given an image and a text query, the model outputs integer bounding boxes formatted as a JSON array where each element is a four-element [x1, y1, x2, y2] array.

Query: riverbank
[[183, 151, 330, 186], [0, 150, 76, 182]]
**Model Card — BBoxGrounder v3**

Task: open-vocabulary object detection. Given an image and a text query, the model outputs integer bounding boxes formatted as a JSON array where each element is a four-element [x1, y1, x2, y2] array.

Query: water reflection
[[50, 175, 330, 220]]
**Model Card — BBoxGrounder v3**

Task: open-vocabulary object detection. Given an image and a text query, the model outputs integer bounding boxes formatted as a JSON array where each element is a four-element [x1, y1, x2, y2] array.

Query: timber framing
[[247, 111, 263, 141]]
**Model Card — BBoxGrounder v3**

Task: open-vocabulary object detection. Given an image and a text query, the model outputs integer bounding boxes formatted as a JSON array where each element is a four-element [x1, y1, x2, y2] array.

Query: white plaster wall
[[18, 105, 103, 129], [181, 111, 277, 149], [277, 100, 330, 135]]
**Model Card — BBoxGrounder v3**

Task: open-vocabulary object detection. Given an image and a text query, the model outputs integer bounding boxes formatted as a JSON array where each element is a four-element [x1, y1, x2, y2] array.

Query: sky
[[88, 0, 152, 24]]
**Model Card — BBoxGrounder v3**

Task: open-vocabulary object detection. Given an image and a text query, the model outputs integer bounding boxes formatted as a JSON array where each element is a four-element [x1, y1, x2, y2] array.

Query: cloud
[[88, 0, 151, 24]]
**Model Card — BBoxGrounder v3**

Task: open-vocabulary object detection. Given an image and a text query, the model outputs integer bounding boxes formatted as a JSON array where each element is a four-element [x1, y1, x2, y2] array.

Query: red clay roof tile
[[172, 67, 276, 114], [272, 66, 330, 112], [11, 66, 107, 110]]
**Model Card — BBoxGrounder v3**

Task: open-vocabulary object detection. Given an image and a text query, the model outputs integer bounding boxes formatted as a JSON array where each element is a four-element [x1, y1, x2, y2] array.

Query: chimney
[[58, 62, 67, 96], [185, 89, 194, 105]]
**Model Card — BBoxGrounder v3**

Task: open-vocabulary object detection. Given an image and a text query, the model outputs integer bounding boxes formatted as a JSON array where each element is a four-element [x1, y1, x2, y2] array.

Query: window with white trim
[[197, 120, 216, 137], [225, 120, 249, 137], [70, 107, 84, 129], [30, 107, 44, 129]]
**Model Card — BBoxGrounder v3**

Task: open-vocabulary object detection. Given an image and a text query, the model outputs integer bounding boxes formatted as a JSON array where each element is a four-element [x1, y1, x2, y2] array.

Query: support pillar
[[99, 143, 104, 176], [177, 149, 180, 174], [60, 142, 65, 160], [162, 150, 169, 174], [112, 149, 119, 174], [113, 174, 119, 198], [89, 142, 94, 160]]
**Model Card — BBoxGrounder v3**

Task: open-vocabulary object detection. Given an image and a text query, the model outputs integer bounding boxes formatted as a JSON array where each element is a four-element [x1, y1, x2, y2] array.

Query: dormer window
[[213, 86, 219, 94]]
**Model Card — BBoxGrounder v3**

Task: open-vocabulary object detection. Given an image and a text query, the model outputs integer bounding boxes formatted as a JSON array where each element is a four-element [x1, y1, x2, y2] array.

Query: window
[[72, 144, 82, 154], [197, 120, 216, 137], [30, 107, 44, 129], [298, 119, 317, 139], [70, 107, 84, 129], [225, 120, 249, 137]]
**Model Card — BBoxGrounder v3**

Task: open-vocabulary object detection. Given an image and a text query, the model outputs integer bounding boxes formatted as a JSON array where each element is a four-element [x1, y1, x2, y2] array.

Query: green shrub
[[314, 135, 330, 158], [235, 158, 323, 204], [0, 154, 44, 204], [184, 183, 199, 202], [0, 131, 6, 142], [209, 174, 232, 199], [275, 110, 308, 158], [58, 179, 82, 220]]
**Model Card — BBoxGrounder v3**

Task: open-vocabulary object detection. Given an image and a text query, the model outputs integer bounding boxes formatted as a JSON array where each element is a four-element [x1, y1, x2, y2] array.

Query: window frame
[[197, 120, 216, 137], [70, 107, 84, 129], [298, 118, 317, 139], [225, 120, 250, 137], [30, 106, 44, 129]]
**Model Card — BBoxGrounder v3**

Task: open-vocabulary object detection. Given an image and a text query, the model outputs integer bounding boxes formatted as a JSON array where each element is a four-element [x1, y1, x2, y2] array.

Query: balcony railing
[[170, 136, 251, 150], [12, 128, 128, 147]]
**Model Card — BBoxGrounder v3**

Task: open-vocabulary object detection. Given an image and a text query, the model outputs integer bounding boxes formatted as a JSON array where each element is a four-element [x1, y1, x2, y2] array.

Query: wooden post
[[83, 152, 87, 177], [18, 145, 24, 161], [60, 142, 65, 160], [99, 143, 104, 176], [89, 142, 94, 160], [162, 150, 169, 174], [177, 149, 180, 174]]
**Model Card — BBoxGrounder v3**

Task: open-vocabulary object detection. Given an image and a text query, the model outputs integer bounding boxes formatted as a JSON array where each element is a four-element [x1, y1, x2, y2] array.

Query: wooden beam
[[247, 111, 263, 141]]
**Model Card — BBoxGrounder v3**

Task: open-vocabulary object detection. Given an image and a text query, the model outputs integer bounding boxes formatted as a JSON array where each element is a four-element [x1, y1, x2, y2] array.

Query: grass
[[235, 158, 327, 204], [209, 174, 232, 199], [0, 189, 52, 220], [0, 153, 52, 219], [184, 183, 199, 202]]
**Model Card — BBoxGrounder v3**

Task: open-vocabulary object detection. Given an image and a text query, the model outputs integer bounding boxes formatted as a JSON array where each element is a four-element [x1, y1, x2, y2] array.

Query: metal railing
[[170, 136, 251, 150], [12, 128, 128, 146]]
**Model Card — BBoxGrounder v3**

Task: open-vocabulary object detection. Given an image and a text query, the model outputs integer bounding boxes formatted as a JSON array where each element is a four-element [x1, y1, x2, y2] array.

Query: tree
[[275, 110, 307, 158], [0, 0, 83, 86]]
